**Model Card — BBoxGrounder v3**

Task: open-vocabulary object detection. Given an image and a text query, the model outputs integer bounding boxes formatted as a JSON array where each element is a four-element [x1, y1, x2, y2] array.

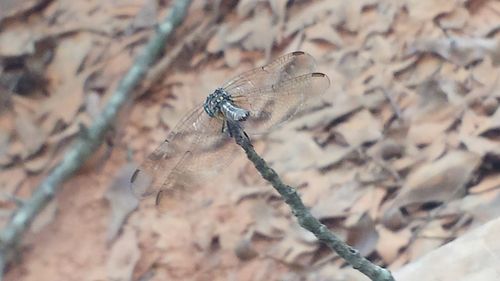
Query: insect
[[131, 51, 330, 204]]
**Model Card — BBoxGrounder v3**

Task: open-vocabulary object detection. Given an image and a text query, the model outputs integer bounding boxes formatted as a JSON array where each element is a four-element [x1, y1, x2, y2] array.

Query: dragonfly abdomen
[[220, 101, 249, 122]]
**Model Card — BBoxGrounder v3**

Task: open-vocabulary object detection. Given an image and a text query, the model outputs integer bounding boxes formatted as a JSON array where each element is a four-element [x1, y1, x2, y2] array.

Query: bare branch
[[0, 0, 192, 278], [227, 121, 396, 281]]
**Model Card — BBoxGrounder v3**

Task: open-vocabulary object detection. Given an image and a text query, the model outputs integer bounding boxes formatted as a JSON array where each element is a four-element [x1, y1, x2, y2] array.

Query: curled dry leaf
[[390, 150, 481, 209], [251, 200, 288, 238], [269, 221, 318, 266], [408, 37, 500, 66], [310, 182, 364, 220], [0, 166, 25, 198], [288, 93, 362, 130], [265, 132, 324, 172], [107, 230, 141, 281], [469, 173, 500, 194], [14, 109, 45, 158], [236, 0, 259, 17], [234, 237, 258, 261], [223, 47, 241, 68], [345, 213, 379, 257], [0, 0, 52, 23], [376, 225, 412, 264], [285, 1, 342, 37], [23, 145, 56, 173], [30, 199, 57, 233], [305, 22, 343, 46], [333, 109, 382, 147], [130, 0, 158, 30], [407, 78, 465, 145], [404, 0, 457, 21], [105, 163, 139, 243], [436, 7, 469, 30], [0, 127, 10, 163], [394, 216, 500, 281]]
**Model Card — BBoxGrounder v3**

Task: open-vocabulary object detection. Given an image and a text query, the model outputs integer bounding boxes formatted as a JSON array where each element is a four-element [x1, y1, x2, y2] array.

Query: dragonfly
[[130, 51, 330, 205]]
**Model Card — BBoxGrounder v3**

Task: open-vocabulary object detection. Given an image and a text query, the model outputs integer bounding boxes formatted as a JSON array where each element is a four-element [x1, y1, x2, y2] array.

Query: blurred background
[[1, 0, 500, 280]]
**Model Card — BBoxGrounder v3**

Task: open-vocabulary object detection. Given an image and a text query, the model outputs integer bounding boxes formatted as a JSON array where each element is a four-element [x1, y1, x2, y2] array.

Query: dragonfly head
[[204, 88, 231, 118]]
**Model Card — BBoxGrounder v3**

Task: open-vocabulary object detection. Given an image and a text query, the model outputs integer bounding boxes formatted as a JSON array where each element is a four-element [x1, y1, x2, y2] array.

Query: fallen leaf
[[30, 199, 57, 233], [346, 213, 379, 257], [305, 22, 343, 46], [333, 109, 382, 147], [436, 6, 469, 30], [265, 132, 324, 172], [391, 150, 481, 209], [0, 166, 25, 196], [23, 145, 56, 173], [105, 163, 139, 243], [395, 216, 500, 281], [14, 108, 45, 157], [408, 37, 500, 66], [269, 221, 318, 265], [285, 2, 343, 37], [310, 181, 364, 220], [130, 0, 157, 30], [107, 230, 141, 281], [376, 225, 412, 264], [251, 200, 288, 238], [469, 173, 500, 194], [236, 0, 259, 18], [404, 0, 457, 21]]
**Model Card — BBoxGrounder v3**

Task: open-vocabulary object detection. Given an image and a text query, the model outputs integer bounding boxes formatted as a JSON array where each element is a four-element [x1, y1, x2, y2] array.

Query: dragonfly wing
[[131, 104, 239, 205], [131, 106, 208, 198], [222, 51, 317, 96], [155, 116, 239, 208], [232, 72, 330, 134]]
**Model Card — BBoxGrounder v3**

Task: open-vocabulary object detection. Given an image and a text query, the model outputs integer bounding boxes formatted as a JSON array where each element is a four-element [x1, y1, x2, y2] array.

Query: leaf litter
[[2, 0, 500, 281]]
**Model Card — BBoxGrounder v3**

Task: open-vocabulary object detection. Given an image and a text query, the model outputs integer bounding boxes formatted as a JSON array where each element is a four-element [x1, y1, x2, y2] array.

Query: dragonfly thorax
[[204, 88, 249, 122]]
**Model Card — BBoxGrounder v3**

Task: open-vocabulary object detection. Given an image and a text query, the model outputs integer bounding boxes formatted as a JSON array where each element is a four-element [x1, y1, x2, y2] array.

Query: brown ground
[[1, 0, 500, 280]]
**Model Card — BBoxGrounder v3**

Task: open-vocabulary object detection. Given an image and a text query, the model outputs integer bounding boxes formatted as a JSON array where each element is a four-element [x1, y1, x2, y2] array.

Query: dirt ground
[[1, 0, 500, 280]]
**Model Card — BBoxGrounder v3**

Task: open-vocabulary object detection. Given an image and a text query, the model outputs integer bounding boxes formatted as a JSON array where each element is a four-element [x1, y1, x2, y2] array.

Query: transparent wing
[[222, 51, 317, 97], [232, 73, 330, 134], [130, 105, 237, 201], [154, 117, 239, 208]]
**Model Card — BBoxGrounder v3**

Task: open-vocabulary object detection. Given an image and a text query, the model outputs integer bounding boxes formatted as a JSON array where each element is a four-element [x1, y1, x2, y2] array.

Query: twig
[[0, 0, 192, 278], [226, 121, 395, 281]]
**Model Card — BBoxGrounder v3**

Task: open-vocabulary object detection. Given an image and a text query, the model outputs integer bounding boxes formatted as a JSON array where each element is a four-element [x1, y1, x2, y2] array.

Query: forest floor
[[1, 0, 500, 280]]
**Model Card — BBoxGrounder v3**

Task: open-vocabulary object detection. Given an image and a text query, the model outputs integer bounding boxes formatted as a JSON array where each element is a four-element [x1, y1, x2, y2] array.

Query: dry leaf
[[305, 22, 343, 46], [265, 132, 324, 172], [376, 226, 412, 264], [346, 213, 378, 257], [285, 2, 342, 37], [15, 109, 45, 157], [251, 200, 288, 238], [107, 230, 141, 281], [409, 37, 500, 66], [130, 0, 157, 30], [404, 0, 457, 21], [391, 150, 481, 209], [310, 181, 364, 220], [0, 167, 25, 195], [23, 146, 56, 173], [105, 163, 139, 243], [437, 7, 469, 30], [269, 221, 318, 265], [395, 216, 500, 281], [469, 174, 500, 194], [333, 109, 382, 147], [30, 200, 57, 233], [236, 0, 259, 17]]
